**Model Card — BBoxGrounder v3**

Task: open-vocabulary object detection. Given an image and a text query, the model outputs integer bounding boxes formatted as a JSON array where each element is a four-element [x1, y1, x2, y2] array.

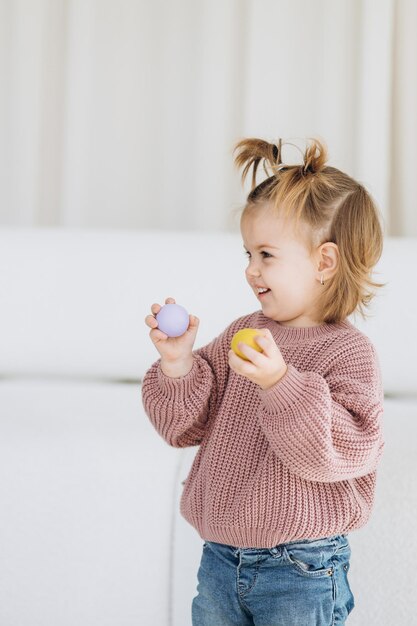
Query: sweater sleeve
[[257, 336, 385, 483], [141, 314, 251, 448]]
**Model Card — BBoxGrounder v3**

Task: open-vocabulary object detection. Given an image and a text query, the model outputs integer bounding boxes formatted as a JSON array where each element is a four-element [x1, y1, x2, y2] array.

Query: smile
[[257, 289, 271, 299]]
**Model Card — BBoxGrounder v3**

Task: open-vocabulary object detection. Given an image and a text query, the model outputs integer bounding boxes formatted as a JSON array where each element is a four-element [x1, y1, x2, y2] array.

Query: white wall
[[0, 0, 414, 235]]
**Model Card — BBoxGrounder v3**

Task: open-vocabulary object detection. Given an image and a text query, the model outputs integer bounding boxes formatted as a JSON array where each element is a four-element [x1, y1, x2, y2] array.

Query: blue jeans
[[192, 534, 354, 626]]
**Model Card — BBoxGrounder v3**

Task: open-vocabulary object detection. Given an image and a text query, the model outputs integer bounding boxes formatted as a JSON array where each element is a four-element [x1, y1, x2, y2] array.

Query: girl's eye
[[244, 251, 272, 258]]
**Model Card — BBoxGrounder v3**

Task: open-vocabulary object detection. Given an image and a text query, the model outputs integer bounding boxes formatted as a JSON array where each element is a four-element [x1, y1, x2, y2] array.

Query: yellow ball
[[231, 328, 264, 361]]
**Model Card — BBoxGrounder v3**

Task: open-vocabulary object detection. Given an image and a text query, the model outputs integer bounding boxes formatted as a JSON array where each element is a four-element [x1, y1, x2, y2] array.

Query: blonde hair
[[233, 137, 385, 324]]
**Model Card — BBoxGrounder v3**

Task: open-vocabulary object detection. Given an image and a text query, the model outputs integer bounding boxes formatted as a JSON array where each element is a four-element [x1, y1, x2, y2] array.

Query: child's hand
[[228, 329, 287, 390], [145, 297, 199, 375]]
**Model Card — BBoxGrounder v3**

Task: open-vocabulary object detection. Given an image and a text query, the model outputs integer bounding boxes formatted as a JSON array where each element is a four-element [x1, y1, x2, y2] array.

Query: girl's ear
[[317, 242, 339, 279]]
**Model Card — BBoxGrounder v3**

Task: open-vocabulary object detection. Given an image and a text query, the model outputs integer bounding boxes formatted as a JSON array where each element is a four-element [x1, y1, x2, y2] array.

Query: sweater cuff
[[258, 364, 307, 413], [156, 355, 211, 402]]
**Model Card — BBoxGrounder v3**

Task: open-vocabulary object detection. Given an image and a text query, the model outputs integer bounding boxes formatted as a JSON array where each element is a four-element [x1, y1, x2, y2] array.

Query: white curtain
[[0, 0, 415, 235]]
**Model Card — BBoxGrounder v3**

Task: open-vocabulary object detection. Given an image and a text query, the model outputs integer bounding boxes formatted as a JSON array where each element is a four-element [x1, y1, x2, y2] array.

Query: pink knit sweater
[[141, 310, 385, 548]]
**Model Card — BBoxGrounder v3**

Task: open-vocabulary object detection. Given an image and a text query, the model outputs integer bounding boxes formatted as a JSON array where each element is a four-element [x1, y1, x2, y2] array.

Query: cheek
[[289, 259, 313, 280], [270, 264, 303, 292]]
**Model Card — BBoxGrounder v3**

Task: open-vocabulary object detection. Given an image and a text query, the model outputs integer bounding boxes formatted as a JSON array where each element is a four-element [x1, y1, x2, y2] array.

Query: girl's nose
[[246, 262, 260, 278]]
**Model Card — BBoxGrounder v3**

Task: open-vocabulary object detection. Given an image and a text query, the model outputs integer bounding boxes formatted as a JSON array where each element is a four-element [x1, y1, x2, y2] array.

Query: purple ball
[[156, 303, 189, 338]]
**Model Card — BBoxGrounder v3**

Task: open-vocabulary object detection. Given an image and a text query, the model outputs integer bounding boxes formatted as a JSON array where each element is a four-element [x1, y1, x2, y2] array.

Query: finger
[[228, 349, 243, 369], [229, 350, 257, 377], [151, 303, 161, 315], [228, 349, 256, 374], [254, 331, 276, 357], [149, 328, 168, 342], [253, 334, 269, 352], [165, 296, 176, 304], [187, 314, 199, 329], [237, 341, 266, 366], [229, 346, 251, 365], [145, 314, 159, 329]]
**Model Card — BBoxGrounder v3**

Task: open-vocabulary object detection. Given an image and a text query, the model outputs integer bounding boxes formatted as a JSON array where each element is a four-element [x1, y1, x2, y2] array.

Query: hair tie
[[272, 139, 306, 174], [273, 138, 283, 165]]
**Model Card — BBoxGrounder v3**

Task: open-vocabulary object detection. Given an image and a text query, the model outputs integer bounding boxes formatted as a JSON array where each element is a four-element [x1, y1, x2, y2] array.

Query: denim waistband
[[284, 533, 347, 547], [207, 533, 348, 553]]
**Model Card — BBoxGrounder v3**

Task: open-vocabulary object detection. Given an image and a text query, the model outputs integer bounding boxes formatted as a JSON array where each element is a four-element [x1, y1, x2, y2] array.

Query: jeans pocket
[[283, 545, 335, 578], [332, 541, 351, 569], [333, 541, 351, 556]]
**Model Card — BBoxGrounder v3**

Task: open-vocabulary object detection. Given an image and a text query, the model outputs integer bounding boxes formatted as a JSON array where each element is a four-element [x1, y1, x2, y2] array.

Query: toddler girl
[[142, 137, 385, 625]]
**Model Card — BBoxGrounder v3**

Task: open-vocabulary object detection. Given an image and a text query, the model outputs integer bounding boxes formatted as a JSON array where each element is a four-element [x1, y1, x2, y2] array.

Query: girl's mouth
[[257, 289, 271, 300]]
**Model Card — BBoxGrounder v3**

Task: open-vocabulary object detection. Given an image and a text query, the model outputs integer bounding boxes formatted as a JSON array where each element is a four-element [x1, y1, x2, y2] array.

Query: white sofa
[[0, 227, 416, 626]]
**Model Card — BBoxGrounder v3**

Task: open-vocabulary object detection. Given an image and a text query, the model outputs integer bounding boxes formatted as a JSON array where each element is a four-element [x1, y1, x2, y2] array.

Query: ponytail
[[322, 186, 385, 322]]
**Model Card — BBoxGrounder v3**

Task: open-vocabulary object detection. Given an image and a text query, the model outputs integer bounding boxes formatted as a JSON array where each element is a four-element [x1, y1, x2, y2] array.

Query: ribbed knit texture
[[141, 310, 385, 548]]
